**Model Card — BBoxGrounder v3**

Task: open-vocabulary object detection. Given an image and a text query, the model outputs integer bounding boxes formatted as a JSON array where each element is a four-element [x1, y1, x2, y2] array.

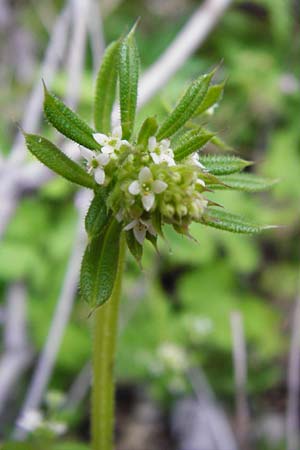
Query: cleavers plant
[[24, 24, 275, 450]]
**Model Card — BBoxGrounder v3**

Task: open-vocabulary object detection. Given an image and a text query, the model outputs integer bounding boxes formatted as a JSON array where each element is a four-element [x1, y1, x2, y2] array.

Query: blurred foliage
[[1, 0, 300, 448]]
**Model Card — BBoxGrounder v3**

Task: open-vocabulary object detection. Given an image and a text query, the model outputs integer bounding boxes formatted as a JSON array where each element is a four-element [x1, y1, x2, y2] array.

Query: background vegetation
[[0, 0, 299, 449]]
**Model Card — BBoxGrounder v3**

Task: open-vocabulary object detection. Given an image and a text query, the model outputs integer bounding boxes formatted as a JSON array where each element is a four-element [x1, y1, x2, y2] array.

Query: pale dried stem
[[286, 280, 300, 450], [0, 283, 31, 417], [230, 311, 250, 449]]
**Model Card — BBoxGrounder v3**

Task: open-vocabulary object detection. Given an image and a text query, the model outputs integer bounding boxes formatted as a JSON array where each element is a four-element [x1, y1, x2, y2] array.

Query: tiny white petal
[[139, 167, 152, 183], [101, 145, 115, 154], [142, 193, 155, 211], [124, 219, 138, 231], [121, 139, 130, 147], [93, 133, 108, 146], [197, 178, 206, 187], [112, 125, 122, 139], [141, 220, 157, 237], [152, 180, 168, 194], [148, 136, 157, 151], [80, 147, 94, 162], [150, 152, 161, 164], [161, 139, 170, 149], [133, 224, 147, 245], [116, 209, 124, 222], [96, 153, 110, 166], [128, 181, 141, 195], [94, 168, 105, 185]]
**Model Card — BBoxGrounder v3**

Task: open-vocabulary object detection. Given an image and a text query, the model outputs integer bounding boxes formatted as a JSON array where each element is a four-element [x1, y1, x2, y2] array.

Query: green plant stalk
[[91, 234, 126, 450]]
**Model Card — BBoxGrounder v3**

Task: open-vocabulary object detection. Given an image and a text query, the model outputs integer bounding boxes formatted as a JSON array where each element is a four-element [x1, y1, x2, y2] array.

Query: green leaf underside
[[174, 129, 213, 161], [119, 28, 139, 140], [80, 219, 122, 307], [194, 82, 225, 116], [156, 71, 214, 140], [43, 84, 98, 150], [94, 40, 120, 133], [126, 230, 143, 263], [25, 134, 95, 189], [85, 189, 110, 238], [137, 117, 158, 146], [199, 154, 252, 175], [209, 173, 277, 192], [201, 208, 269, 234]]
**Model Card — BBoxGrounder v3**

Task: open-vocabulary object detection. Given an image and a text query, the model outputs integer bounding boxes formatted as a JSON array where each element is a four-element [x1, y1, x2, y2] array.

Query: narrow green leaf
[[126, 230, 143, 264], [173, 129, 213, 161], [201, 208, 272, 234], [119, 25, 140, 140], [80, 219, 122, 307], [199, 154, 252, 175], [137, 116, 158, 146], [156, 70, 215, 140], [25, 133, 95, 188], [85, 188, 110, 238], [94, 40, 120, 133], [194, 82, 225, 116], [210, 173, 277, 192], [43, 83, 99, 150]]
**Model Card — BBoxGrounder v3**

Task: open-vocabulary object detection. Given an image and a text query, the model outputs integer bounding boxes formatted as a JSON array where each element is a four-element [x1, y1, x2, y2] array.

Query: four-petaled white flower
[[128, 167, 168, 211], [124, 218, 156, 245], [93, 125, 129, 158], [148, 136, 176, 166], [80, 147, 109, 185]]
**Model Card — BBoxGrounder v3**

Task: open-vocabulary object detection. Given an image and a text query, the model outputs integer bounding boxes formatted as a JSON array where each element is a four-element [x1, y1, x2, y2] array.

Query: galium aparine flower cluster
[[80, 126, 208, 245]]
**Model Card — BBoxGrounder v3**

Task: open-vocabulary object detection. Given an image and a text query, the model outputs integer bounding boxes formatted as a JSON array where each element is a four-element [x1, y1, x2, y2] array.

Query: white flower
[[80, 147, 109, 185], [47, 420, 67, 436], [187, 151, 205, 169], [17, 409, 43, 432], [148, 136, 175, 166], [128, 167, 168, 211], [157, 342, 188, 372], [93, 126, 130, 157], [124, 218, 156, 245]]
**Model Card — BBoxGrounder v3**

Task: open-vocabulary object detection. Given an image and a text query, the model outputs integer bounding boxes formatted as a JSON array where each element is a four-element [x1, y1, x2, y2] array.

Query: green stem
[[91, 234, 126, 450]]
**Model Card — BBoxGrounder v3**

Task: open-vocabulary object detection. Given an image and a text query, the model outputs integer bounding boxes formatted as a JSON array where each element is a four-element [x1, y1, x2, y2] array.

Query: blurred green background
[[0, 0, 300, 449]]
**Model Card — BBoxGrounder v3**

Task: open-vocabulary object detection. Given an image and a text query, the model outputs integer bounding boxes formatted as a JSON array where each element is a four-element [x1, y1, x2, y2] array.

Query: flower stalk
[[91, 235, 126, 450]]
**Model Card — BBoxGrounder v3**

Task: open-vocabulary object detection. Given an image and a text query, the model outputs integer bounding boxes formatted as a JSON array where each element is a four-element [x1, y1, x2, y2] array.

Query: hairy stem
[[91, 234, 126, 450]]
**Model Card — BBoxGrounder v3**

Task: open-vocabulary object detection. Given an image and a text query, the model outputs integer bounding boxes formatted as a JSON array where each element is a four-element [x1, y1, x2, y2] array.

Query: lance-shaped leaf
[[173, 129, 213, 161], [126, 230, 143, 265], [85, 188, 110, 238], [199, 154, 252, 175], [43, 83, 99, 150], [210, 173, 277, 192], [80, 219, 122, 308], [94, 40, 120, 133], [194, 82, 225, 116], [201, 208, 272, 234], [25, 133, 95, 189], [119, 24, 140, 140], [156, 70, 215, 140], [137, 116, 158, 146]]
